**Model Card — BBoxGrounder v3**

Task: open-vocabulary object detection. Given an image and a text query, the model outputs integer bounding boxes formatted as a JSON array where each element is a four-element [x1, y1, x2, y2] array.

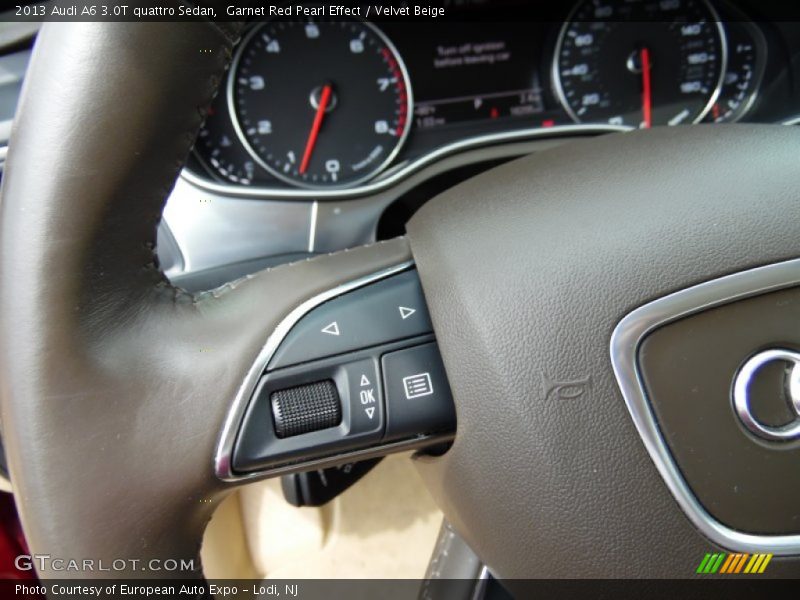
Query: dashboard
[[186, 0, 800, 199], [0, 1, 799, 294]]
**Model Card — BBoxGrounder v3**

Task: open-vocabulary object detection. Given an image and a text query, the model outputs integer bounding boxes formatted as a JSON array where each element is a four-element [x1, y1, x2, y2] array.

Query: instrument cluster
[[189, 0, 785, 193]]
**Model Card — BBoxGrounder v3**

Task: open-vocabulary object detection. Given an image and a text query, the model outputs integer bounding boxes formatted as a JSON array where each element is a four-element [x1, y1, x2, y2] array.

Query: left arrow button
[[321, 322, 340, 336]]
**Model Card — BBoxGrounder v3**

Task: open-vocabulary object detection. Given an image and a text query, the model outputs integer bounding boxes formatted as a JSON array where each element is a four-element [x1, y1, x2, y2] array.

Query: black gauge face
[[195, 95, 270, 185], [703, 21, 765, 123], [231, 20, 412, 189], [554, 0, 725, 128]]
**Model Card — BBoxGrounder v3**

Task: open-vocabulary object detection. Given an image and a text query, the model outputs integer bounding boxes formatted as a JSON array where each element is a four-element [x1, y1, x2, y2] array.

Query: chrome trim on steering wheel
[[733, 348, 800, 442], [611, 257, 800, 555]]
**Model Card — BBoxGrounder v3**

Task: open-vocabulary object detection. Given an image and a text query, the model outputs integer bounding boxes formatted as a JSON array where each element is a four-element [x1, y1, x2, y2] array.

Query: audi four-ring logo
[[733, 348, 800, 441]]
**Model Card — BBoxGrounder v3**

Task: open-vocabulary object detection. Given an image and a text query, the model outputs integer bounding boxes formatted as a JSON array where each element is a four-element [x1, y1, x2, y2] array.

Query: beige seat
[[202, 453, 442, 579]]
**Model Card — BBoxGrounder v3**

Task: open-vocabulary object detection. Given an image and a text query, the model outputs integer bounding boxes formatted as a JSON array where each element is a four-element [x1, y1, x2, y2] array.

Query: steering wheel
[[3, 19, 800, 586]]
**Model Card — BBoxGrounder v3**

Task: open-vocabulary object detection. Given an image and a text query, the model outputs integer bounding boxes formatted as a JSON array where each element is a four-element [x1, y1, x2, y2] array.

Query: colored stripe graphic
[[697, 553, 725, 574], [758, 554, 773, 573], [744, 554, 759, 573], [753, 554, 767, 573], [709, 553, 725, 573], [734, 553, 749, 573], [729, 553, 745, 573], [696, 554, 711, 574], [705, 554, 718, 573], [699, 552, 773, 574], [719, 553, 736, 574]]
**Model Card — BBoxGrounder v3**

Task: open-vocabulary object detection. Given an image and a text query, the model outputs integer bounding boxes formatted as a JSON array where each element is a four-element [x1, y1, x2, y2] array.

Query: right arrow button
[[398, 306, 416, 320]]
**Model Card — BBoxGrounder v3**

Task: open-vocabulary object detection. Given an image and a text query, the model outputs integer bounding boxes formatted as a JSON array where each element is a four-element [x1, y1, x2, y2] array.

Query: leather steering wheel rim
[[0, 20, 413, 578]]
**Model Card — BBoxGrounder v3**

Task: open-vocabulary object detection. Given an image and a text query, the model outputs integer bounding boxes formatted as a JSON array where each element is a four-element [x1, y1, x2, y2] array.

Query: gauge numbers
[[554, 0, 726, 128], [230, 20, 412, 189]]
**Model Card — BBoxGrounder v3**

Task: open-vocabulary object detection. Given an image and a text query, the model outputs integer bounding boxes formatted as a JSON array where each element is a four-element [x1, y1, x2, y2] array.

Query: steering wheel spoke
[[0, 20, 427, 578]]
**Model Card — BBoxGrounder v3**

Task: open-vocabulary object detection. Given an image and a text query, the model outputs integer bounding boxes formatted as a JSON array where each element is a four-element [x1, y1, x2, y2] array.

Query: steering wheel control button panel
[[383, 343, 456, 442], [230, 268, 455, 475], [268, 269, 433, 370]]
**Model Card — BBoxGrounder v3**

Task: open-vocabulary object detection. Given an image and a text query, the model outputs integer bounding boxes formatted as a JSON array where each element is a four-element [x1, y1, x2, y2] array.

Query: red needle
[[299, 83, 332, 174], [640, 47, 652, 129]]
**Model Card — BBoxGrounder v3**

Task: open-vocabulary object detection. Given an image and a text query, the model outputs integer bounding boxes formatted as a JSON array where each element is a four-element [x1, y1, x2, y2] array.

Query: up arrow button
[[399, 306, 416, 320]]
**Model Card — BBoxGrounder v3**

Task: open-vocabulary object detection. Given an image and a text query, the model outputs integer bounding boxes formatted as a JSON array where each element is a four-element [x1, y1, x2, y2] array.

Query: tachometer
[[195, 94, 270, 185], [230, 19, 412, 189], [553, 0, 726, 128]]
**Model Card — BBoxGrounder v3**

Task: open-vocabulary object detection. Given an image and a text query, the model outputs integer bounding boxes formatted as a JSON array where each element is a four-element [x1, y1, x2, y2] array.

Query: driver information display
[[384, 22, 547, 129]]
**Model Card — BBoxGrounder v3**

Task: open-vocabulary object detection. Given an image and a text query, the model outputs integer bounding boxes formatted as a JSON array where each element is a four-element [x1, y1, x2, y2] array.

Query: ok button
[[733, 348, 800, 442], [268, 269, 434, 370]]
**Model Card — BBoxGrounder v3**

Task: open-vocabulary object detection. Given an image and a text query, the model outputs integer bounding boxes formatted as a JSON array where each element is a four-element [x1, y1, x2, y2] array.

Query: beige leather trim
[[201, 491, 259, 580], [202, 454, 442, 579]]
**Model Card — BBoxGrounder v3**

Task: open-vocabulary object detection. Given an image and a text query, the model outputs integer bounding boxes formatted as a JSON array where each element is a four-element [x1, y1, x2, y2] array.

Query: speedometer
[[703, 20, 766, 123], [230, 19, 412, 189], [553, 0, 726, 128]]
